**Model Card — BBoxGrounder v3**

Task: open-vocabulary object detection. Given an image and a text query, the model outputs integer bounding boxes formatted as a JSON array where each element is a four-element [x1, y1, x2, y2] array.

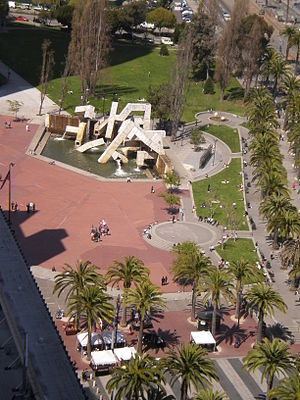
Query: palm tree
[[245, 284, 287, 342], [289, 263, 300, 289], [194, 388, 227, 400], [105, 256, 149, 327], [124, 280, 166, 354], [280, 26, 296, 61], [172, 242, 212, 321], [146, 388, 175, 400], [198, 268, 234, 336], [269, 53, 288, 94], [260, 193, 294, 249], [269, 373, 300, 399], [280, 237, 300, 269], [260, 171, 289, 199], [106, 353, 166, 400], [228, 259, 259, 320], [243, 338, 295, 398], [53, 259, 104, 330], [291, 29, 300, 73], [161, 343, 218, 400], [67, 286, 114, 360], [246, 87, 277, 130], [278, 210, 300, 240]]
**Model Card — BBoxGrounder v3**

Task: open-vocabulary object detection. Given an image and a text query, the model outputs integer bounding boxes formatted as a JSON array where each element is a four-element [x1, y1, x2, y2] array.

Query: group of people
[[161, 275, 168, 286], [11, 201, 36, 212], [90, 219, 110, 242], [11, 201, 19, 211]]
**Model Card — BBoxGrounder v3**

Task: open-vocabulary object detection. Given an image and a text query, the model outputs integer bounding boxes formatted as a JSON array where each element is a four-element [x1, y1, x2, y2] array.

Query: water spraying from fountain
[[115, 159, 127, 177]]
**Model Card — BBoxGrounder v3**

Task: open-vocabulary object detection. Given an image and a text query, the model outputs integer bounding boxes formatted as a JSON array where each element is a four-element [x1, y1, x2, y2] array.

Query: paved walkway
[[0, 60, 62, 124]]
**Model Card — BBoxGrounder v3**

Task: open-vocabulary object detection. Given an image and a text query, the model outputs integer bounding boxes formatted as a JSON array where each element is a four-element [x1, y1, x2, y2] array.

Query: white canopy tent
[[91, 350, 118, 371], [114, 347, 136, 361], [190, 331, 216, 351], [77, 332, 103, 349], [101, 331, 126, 349]]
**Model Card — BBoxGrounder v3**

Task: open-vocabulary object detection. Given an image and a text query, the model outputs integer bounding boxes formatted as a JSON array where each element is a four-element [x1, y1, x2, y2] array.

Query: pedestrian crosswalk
[[88, 357, 269, 400]]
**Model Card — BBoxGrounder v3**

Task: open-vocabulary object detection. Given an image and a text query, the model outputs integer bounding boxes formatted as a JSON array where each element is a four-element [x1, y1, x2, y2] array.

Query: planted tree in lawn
[[163, 171, 181, 192], [106, 353, 166, 400], [172, 242, 212, 321], [39, 39, 55, 116], [68, 0, 110, 99], [146, 7, 176, 31], [124, 280, 166, 354], [243, 338, 295, 398], [159, 191, 180, 214], [245, 284, 287, 342], [161, 343, 218, 400], [105, 256, 149, 327]]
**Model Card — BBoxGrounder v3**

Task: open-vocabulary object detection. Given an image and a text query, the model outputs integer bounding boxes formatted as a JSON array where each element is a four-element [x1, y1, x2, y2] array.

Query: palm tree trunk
[[191, 285, 196, 322], [295, 46, 299, 74], [180, 380, 187, 400], [87, 318, 92, 361], [235, 283, 242, 319], [212, 300, 217, 337], [266, 373, 274, 399], [273, 228, 279, 250], [120, 300, 127, 327], [137, 317, 144, 354], [285, 45, 289, 61], [257, 311, 264, 343]]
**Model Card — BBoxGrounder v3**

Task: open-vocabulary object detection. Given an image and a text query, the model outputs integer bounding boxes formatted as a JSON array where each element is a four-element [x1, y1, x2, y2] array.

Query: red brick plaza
[[5, 117, 297, 362]]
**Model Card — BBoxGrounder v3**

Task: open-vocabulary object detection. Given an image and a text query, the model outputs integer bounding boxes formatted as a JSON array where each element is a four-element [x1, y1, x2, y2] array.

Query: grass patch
[[0, 29, 245, 119], [216, 239, 259, 264], [192, 158, 248, 230], [240, 122, 250, 129], [216, 239, 263, 283], [200, 124, 240, 153]]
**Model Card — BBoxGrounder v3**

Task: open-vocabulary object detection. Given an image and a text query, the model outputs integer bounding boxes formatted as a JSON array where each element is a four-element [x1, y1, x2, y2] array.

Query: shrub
[[160, 44, 169, 56], [203, 77, 215, 94]]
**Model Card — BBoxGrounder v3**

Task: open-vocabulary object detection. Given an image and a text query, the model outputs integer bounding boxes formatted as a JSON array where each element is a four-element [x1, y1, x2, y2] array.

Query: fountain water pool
[[42, 135, 149, 179]]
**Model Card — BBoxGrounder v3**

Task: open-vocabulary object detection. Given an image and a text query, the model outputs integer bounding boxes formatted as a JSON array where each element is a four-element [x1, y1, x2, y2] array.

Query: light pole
[[102, 96, 106, 116], [0, 162, 15, 225], [212, 139, 218, 166], [111, 294, 121, 352]]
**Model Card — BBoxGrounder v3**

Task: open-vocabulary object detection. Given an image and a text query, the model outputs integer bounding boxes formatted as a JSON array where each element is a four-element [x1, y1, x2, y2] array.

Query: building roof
[[0, 211, 85, 400]]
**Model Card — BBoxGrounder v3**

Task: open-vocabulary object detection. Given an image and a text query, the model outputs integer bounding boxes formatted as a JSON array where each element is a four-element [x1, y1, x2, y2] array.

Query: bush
[[160, 44, 169, 56], [203, 77, 215, 94]]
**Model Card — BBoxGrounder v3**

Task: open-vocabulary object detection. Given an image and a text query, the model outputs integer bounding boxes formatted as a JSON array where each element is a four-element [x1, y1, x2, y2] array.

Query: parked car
[[16, 16, 29, 21], [143, 332, 166, 348]]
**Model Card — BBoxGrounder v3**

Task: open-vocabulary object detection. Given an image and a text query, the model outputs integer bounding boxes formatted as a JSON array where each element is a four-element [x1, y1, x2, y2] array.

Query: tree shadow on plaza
[[265, 322, 295, 344], [6, 210, 68, 266]]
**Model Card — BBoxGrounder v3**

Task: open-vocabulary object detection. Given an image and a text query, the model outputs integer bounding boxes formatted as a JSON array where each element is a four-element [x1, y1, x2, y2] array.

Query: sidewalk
[[0, 60, 60, 124]]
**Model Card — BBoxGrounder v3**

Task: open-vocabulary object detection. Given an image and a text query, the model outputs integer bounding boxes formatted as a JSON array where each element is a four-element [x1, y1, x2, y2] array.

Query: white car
[[140, 21, 155, 30], [161, 37, 174, 46]]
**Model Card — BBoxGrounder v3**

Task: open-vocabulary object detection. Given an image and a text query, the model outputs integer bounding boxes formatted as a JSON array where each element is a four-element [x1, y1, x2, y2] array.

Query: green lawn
[[0, 28, 245, 120], [200, 124, 241, 153], [192, 158, 248, 230], [216, 239, 263, 283]]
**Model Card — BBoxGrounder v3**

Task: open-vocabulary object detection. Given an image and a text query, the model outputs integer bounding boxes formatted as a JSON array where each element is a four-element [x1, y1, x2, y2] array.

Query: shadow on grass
[[94, 84, 138, 99], [224, 87, 245, 100]]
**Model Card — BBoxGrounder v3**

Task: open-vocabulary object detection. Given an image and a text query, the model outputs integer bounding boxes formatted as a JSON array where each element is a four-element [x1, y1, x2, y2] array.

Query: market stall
[[101, 331, 126, 349], [77, 332, 103, 354], [114, 346, 136, 361], [190, 331, 216, 352], [90, 350, 118, 372]]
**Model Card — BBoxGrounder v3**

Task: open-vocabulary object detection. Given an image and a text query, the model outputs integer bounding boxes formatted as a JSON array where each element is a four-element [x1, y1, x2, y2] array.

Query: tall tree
[[39, 39, 55, 116], [106, 353, 166, 400], [146, 7, 176, 31], [172, 242, 212, 321], [53, 259, 104, 330], [245, 284, 287, 342], [124, 280, 166, 354], [161, 343, 218, 400], [214, 0, 247, 100], [105, 256, 149, 327], [291, 29, 300, 73], [243, 338, 295, 398], [190, 5, 217, 80], [169, 25, 193, 140], [198, 268, 234, 336], [194, 388, 227, 400], [269, 373, 300, 400], [228, 259, 259, 319], [280, 26, 296, 61], [67, 285, 114, 360], [280, 237, 300, 270], [68, 0, 110, 100]]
